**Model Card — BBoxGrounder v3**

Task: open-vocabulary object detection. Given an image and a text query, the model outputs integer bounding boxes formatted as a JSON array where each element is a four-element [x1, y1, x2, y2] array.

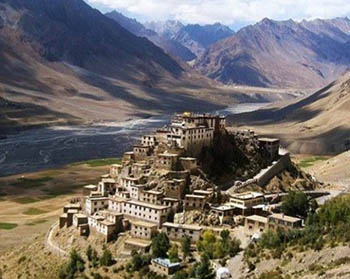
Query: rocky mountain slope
[[145, 20, 235, 59], [0, 0, 260, 133], [195, 17, 350, 89], [105, 11, 196, 61], [228, 72, 350, 154]]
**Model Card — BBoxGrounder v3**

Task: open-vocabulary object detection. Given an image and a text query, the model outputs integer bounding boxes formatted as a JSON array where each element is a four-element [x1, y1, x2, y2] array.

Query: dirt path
[[45, 221, 68, 258]]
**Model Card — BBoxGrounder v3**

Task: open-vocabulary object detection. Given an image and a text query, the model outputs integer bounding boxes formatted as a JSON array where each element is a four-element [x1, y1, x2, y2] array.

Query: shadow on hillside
[[78, 70, 225, 115], [228, 81, 335, 125]]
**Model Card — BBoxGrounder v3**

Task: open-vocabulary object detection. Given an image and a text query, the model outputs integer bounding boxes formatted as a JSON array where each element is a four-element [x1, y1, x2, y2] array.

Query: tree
[[220, 230, 230, 243], [174, 270, 189, 279], [281, 191, 309, 218], [152, 232, 170, 258], [100, 247, 114, 266], [192, 253, 215, 279], [91, 249, 99, 267], [181, 235, 191, 260], [196, 230, 216, 258], [169, 244, 180, 263], [59, 249, 85, 279], [131, 250, 143, 270], [86, 245, 93, 262]]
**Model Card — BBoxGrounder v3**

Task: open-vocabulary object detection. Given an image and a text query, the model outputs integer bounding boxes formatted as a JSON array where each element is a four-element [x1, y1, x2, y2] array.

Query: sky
[[86, 0, 350, 30]]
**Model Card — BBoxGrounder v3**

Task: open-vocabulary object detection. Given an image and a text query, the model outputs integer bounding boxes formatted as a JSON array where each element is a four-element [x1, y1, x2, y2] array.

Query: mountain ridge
[[195, 17, 350, 89]]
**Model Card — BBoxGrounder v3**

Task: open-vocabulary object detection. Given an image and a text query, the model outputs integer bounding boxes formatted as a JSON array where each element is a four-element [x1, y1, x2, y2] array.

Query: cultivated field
[[0, 159, 115, 253]]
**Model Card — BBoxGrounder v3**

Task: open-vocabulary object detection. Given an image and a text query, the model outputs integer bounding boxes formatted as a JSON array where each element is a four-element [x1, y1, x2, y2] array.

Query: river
[[0, 103, 267, 176]]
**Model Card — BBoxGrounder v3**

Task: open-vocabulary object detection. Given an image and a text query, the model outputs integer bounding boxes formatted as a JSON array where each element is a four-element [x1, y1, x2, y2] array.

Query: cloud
[[87, 0, 350, 25]]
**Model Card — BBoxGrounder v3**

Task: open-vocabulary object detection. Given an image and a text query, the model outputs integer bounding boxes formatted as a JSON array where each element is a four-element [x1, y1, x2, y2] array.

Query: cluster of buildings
[[57, 112, 302, 277]]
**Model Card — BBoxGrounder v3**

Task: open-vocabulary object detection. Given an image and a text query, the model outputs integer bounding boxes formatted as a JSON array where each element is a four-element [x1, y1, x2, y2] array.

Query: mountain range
[[195, 17, 350, 89], [105, 12, 235, 61], [0, 0, 253, 133]]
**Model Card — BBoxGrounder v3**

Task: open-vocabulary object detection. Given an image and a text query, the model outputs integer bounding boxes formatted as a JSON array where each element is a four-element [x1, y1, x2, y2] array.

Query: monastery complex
[[57, 112, 307, 275]]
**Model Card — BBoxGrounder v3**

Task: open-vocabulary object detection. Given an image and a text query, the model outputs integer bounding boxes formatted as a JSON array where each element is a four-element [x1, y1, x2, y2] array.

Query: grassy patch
[[72, 158, 121, 167], [23, 208, 48, 215], [13, 197, 39, 204], [25, 219, 48, 226], [298, 156, 328, 168], [0, 222, 18, 230], [41, 183, 88, 198], [11, 176, 53, 189]]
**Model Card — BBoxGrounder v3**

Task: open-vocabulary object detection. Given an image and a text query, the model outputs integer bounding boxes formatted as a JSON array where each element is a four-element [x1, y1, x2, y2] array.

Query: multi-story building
[[210, 205, 235, 225], [245, 213, 301, 233], [85, 196, 109, 215], [163, 179, 186, 199], [258, 138, 280, 161], [162, 222, 203, 242], [130, 220, 158, 240], [150, 258, 181, 276], [122, 200, 171, 228], [155, 153, 179, 171], [140, 190, 164, 204], [172, 112, 226, 133], [268, 213, 302, 230], [184, 194, 206, 210], [229, 192, 265, 215], [141, 135, 158, 147]]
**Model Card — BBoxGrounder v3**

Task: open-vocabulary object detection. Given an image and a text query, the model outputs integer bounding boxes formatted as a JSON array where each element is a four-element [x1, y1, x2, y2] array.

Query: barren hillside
[[228, 72, 350, 154]]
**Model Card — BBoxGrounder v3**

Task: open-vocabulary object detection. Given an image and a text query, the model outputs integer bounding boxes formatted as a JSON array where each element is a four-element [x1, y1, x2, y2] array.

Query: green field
[[299, 156, 328, 168], [25, 219, 48, 226], [0, 222, 18, 230], [23, 208, 48, 215], [73, 158, 121, 167], [11, 177, 53, 189], [13, 197, 40, 204]]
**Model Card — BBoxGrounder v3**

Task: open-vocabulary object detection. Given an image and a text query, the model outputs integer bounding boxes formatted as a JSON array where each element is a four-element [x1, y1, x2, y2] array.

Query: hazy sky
[[86, 0, 350, 30]]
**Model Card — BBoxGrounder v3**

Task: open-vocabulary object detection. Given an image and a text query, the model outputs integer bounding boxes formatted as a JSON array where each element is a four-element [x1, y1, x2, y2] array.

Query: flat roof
[[87, 196, 109, 201], [89, 215, 105, 220], [269, 213, 301, 223], [125, 200, 170, 210], [100, 220, 115, 226], [211, 205, 235, 211], [231, 192, 264, 200], [75, 214, 87, 218], [111, 164, 122, 167], [158, 153, 179, 157], [152, 258, 181, 268], [143, 190, 163, 195], [64, 203, 81, 208], [84, 185, 97, 189], [258, 137, 280, 143], [185, 194, 206, 199], [163, 197, 179, 202], [67, 209, 79, 213], [122, 176, 140, 181], [99, 209, 123, 216], [102, 178, 117, 183], [193, 190, 212, 195], [246, 215, 268, 223], [162, 222, 202, 231], [131, 220, 158, 228], [125, 238, 151, 248]]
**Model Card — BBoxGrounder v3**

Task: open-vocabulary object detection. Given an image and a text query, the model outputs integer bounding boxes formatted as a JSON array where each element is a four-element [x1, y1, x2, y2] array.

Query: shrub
[[152, 233, 170, 258], [100, 247, 114, 266]]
